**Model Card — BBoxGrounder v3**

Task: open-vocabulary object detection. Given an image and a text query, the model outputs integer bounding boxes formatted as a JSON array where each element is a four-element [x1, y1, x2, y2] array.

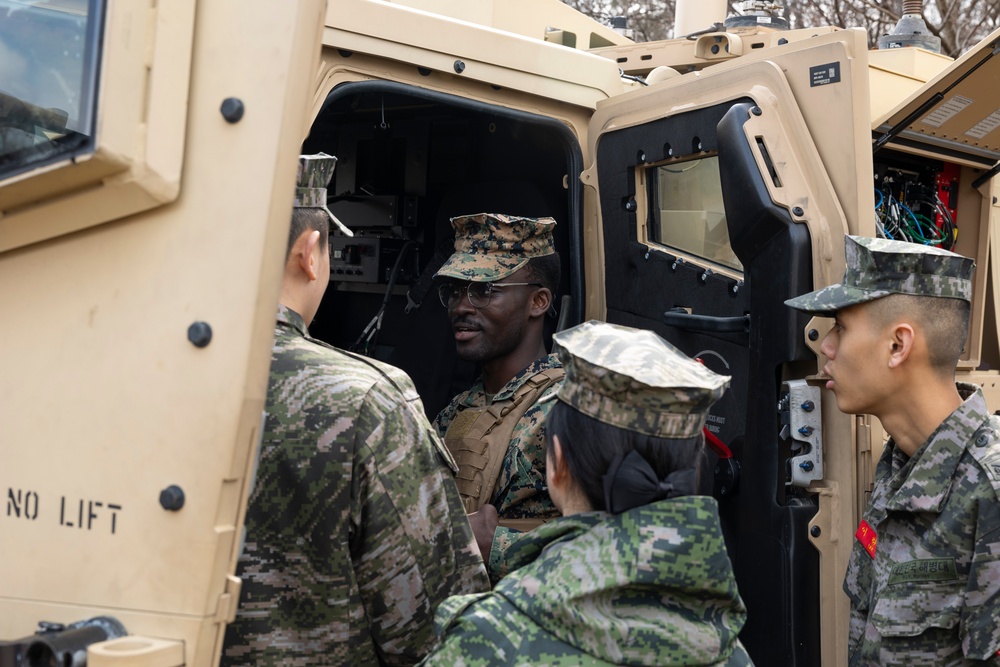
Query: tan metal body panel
[[323, 0, 627, 108], [580, 182, 609, 321], [868, 48, 954, 121], [958, 370, 1000, 407], [588, 29, 873, 247], [89, 636, 187, 667], [803, 388, 856, 667], [381, 0, 631, 49], [988, 190, 1000, 365], [313, 52, 606, 128], [874, 27, 1000, 163], [952, 169, 995, 370], [592, 30, 877, 254], [591, 26, 842, 77], [0, 0, 326, 665], [674, 0, 728, 38]]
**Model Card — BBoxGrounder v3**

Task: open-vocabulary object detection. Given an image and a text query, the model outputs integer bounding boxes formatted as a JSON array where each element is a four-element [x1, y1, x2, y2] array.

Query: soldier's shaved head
[[867, 293, 969, 375], [287, 207, 329, 260]]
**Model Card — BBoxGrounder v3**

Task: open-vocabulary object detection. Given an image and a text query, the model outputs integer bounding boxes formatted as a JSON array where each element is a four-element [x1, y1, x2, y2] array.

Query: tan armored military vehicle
[[3, 0, 999, 665]]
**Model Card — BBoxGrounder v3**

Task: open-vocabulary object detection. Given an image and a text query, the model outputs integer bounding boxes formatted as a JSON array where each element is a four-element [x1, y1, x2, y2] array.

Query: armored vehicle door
[[0, 1, 326, 664], [582, 30, 874, 667]]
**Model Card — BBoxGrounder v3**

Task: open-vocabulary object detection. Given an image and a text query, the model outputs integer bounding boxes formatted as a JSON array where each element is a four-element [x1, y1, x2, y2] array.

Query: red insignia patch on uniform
[[855, 520, 877, 559]]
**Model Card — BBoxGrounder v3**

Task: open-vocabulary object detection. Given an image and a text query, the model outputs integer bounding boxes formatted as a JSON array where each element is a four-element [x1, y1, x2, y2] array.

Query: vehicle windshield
[[0, 0, 103, 181]]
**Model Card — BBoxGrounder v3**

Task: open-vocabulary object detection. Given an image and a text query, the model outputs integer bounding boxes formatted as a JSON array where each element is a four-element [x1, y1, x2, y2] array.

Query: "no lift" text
[[7, 489, 122, 534]]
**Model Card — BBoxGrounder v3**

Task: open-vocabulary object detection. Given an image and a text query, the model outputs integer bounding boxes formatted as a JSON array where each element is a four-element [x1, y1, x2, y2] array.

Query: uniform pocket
[[870, 582, 963, 637]]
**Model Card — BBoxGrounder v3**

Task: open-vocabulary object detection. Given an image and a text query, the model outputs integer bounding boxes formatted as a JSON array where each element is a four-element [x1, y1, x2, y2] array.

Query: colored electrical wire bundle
[[874, 186, 956, 250]]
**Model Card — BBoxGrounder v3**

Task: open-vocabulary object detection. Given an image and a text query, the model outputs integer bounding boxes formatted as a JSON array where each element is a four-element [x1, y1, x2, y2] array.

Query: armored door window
[[0, 0, 194, 255], [647, 156, 743, 272], [0, 0, 103, 180]]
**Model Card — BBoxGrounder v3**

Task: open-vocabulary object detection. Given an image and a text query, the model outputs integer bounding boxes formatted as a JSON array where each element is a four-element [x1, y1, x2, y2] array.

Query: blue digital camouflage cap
[[293, 153, 353, 238], [435, 213, 556, 282], [785, 235, 975, 314], [551, 320, 731, 438]]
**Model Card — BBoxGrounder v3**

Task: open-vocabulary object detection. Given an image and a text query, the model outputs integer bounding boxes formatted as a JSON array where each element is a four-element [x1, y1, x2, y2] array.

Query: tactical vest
[[444, 367, 564, 530]]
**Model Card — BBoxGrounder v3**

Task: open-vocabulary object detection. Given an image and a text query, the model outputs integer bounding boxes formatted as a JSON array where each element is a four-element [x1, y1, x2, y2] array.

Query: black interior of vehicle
[[301, 81, 584, 418]]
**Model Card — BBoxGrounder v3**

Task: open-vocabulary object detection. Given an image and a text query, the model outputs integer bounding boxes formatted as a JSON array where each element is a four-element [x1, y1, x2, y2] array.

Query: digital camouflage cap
[[435, 213, 556, 282], [551, 320, 731, 438], [293, 153, 353, 238], [785, 235, 974, 314]]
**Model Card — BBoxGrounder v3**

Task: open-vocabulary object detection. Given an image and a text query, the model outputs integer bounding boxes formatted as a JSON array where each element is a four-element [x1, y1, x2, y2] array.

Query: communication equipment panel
[[330, 236, 420, 284]]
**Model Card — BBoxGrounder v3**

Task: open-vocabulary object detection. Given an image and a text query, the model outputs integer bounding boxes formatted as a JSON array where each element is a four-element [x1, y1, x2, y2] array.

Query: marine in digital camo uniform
[[433, 213, 564, 583], [421, 320, 752, 667], [787, 235, 1000, 666], [221, 154, 489, 667]]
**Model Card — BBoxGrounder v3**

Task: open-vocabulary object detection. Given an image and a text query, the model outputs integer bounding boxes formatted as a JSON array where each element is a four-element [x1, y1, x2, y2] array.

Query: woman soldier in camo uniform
[[420, 319, 752, 667]]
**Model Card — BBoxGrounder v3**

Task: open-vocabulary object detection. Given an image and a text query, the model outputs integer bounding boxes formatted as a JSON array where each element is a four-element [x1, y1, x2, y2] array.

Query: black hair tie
[[602, 450, 696, 514]]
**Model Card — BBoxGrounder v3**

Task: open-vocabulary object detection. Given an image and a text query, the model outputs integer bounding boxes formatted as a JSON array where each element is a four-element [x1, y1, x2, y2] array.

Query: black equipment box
[[330, 236, 418, 284], [328, 195, 419, 228]]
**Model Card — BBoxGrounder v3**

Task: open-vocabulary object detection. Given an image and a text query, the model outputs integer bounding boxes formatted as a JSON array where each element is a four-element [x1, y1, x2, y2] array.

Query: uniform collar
[[463, 353, 562, 405], [882, 383, 991, 513], [276, 303, 309, 338]]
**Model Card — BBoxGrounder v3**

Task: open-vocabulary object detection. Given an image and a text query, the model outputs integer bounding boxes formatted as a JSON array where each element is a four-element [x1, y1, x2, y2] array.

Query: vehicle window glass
[[0, 0, 103, 181], [647, 156, 743, 272]]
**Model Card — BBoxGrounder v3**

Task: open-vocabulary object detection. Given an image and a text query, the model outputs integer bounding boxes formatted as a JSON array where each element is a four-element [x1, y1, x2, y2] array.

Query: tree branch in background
[[560, 0, 1000, 56]]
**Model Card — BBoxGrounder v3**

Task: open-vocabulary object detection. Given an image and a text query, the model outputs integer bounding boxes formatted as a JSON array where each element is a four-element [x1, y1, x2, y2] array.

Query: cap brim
[[434, 254, 527, 282], [784, 284, 892, 314]]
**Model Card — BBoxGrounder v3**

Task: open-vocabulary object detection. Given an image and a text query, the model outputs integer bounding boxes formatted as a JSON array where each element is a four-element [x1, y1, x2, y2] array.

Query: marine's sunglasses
[[438, 281, 543, 309]]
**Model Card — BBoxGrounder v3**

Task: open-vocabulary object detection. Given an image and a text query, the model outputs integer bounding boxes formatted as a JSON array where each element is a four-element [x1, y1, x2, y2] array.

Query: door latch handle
[[663, 307, 749, 333]]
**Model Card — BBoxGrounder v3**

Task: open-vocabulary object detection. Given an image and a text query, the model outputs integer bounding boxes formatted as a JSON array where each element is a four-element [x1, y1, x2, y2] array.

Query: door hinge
[[214, 574, 242, 623]]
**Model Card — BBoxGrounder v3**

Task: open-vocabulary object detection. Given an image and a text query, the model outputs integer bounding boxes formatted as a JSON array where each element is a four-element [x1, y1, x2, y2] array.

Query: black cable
[[350, 240, 417, 355], [618, 68, 648, 86]]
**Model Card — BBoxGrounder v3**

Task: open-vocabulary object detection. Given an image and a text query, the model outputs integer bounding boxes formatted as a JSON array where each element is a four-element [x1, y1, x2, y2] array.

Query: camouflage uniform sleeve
[[419, 593, 536, 667], [419, 595, 612, 667], [486, 527, 523, 584], [433, 393, 461, 438], [961, 487, 1000, 659], [351, 375, 489, 664], [843, 542, 873, 654]]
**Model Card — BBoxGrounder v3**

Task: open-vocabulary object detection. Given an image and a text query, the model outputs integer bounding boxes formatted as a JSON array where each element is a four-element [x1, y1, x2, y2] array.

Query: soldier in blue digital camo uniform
[[421, 320, 753, 666], [433, 213, 565, 583], [221, 154, 489, 667], [787, 235, 1000, 666]]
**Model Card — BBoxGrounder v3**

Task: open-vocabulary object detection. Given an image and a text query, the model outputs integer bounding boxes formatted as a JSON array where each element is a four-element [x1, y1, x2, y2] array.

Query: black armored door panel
[[594, 99, 819, 666]]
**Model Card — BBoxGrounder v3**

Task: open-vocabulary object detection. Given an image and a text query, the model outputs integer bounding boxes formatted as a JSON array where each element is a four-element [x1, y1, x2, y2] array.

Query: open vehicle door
[[581, 29, 876, 667]]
